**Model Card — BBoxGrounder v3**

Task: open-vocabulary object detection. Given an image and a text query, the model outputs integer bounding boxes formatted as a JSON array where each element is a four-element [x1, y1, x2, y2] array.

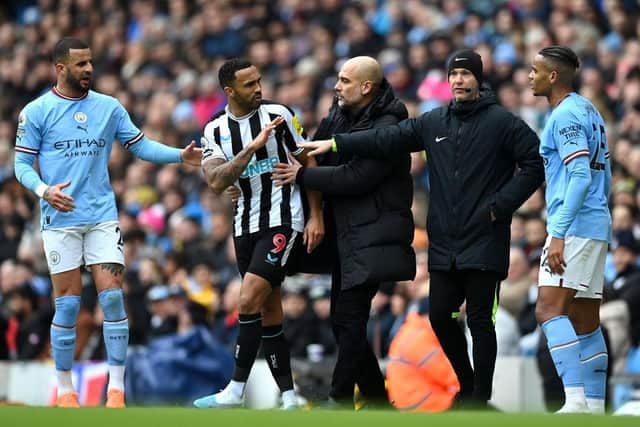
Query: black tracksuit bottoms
[[429, 268, 501, 403], [329, 268, 386, 403]]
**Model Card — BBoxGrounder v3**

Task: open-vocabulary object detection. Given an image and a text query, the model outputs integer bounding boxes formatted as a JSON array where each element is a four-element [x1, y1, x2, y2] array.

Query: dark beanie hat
[[447, 49, 483, 84]]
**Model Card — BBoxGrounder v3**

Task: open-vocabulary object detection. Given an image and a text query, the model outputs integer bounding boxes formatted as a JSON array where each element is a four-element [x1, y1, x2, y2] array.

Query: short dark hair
[[53, 37, 89, 64], [218, 58, 253, 88], [539, 45, 580, 71]]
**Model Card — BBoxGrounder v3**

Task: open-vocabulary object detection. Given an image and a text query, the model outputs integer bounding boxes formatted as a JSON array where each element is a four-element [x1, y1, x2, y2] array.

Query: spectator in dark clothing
[[3, 284, 53, 360], [308, 284, 336, 358], [273, 56, 416, 407], [367, 282, 397, 358], [607, 230, 640, 347], [282, 288, 316, 359], [147, 285, 179, 338], [300, 50, 544, 408], [211, 278, 241, 354]]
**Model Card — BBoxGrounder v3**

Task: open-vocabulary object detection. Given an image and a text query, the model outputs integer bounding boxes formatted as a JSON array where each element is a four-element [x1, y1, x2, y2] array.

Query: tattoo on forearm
[[203, 146, 256, 193], [100, 263, 124, 276]]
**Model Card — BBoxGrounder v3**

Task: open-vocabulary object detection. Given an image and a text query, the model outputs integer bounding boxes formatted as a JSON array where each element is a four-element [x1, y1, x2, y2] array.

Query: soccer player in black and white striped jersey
[[194, 59, 324, 410]]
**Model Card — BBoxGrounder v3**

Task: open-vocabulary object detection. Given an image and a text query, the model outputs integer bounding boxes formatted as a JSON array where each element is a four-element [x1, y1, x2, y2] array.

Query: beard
[[66, 72, 89, 94]]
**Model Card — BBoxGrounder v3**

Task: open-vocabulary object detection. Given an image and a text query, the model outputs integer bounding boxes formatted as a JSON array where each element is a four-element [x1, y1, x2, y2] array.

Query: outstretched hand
[[181, 140, 203, 166], [249, 116, 285, 151], [296, 139, 333, 157], [44, 181, 76, 212]]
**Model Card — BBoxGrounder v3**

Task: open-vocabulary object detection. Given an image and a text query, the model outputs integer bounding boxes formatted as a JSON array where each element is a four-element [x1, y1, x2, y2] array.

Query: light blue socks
[[98, 288, 128, 391], [542, 315, 583, 388], [98, 288, 128, 365], [51, 295, 81, 371], [579, 327, 608, 414]]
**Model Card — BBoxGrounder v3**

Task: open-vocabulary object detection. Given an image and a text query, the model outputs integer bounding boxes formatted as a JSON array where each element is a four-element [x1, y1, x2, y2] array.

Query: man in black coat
[[300, 50, 544, 408], [272, 56, 416, 407]]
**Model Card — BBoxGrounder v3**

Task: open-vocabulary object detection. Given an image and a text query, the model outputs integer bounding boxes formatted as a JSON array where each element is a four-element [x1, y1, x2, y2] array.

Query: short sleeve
[[201, 123, 227, 163], [282, 108, 305, 156]]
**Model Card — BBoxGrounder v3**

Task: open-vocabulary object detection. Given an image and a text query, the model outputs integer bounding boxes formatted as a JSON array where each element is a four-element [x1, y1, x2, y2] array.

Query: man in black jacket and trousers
[[300, 50, 544, 408], [273, 56, 416, 407]]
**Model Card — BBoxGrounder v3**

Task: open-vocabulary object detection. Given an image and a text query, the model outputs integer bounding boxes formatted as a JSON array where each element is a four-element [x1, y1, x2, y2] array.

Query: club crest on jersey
[[74, 112, 88, 124]]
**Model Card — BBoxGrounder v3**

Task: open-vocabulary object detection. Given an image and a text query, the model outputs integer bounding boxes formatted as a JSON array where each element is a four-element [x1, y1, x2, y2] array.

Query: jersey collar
[[225, 105, 258, 121], [51, 86, 89, 101]]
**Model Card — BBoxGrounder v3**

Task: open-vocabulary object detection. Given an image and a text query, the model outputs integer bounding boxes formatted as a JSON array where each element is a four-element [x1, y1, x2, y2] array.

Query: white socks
[[227, 380, 246, 398], [108, 365, 125, 391], [564, 386, 587, 404], [56, 370, 75, 395], [282, 389, 297, 408], [587, 398, 605, 414]]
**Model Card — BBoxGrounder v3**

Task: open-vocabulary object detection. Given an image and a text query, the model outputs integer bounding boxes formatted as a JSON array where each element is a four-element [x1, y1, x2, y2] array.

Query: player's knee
[[534, 299, 562, 325], [53, 295, 81, 327], [238, 292, 262, 314], [98, 288, 126, 321]]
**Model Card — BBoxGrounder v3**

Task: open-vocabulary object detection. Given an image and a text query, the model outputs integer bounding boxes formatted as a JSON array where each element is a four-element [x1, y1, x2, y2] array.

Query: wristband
[[331, 138, 338, 152], [35, 183, 49, 198]]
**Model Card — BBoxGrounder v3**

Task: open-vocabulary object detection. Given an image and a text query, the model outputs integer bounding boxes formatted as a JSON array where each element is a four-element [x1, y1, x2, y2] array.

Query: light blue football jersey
[[539, 92, 612, 242], [15, 87, 167, 229]]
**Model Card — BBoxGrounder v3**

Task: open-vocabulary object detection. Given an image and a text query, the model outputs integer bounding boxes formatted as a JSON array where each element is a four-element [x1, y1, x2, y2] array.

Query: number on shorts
[[116, 226, 124, 251], [271, 233, 287, 254]]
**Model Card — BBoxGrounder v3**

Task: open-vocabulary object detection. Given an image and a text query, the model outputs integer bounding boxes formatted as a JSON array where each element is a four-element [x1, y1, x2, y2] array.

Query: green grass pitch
[[0, 407, 638, 427]]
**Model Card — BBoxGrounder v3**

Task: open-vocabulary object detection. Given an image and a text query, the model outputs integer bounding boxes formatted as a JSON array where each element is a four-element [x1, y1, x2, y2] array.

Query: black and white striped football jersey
[[201, 102, 306, 237]]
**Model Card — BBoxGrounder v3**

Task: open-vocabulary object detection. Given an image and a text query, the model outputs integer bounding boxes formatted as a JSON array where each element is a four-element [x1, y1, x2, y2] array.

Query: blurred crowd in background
[[1, 0, 640, 406]]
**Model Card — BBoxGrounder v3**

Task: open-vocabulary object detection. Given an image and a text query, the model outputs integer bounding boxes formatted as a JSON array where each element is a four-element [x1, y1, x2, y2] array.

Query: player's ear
[[549, 70, 558, 84], [54, 62, 65, 74], [360, 80, 373, 96], [223, 86, 234, 98]]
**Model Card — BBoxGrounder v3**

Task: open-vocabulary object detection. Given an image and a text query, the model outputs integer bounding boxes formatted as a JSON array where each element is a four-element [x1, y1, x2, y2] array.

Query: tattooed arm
[[202, 116, 284, 195]]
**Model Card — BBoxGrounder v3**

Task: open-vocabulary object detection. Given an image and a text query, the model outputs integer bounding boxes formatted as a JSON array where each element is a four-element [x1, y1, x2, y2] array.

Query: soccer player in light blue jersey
[[13, 37, 202, 408], [530, 46, 611, 414]]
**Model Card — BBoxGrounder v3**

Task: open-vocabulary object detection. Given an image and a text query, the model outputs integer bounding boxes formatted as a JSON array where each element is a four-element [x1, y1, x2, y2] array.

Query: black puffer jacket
[[297, 79, 416, 290], [335, 86, 544, 279]]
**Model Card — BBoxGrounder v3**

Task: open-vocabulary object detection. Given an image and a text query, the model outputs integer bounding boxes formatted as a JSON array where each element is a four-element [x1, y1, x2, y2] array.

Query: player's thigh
[[537, 235, 581, 319], [84, 221, 125, 291], [570, 239, 607, 334], [50, 268, 83, 297], [246, 226, 298, 287], [42, 226, 85, 275], [573, 239, 607, 300], [233, 234, 254, 278]]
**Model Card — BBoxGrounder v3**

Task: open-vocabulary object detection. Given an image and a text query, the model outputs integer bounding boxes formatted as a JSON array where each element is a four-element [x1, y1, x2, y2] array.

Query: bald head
[[342, 56, 383, 86], [335, 56, 383, 111]]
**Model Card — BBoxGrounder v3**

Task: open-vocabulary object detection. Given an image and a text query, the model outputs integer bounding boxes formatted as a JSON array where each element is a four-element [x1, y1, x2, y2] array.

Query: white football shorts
[[42, 221, 125, 274], [538, 234, 608, 299]]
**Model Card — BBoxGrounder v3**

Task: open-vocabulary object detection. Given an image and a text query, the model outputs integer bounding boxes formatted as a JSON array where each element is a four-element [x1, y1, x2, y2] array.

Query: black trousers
[[329, 266, 386, 402], [429, 268, 500, 403]]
